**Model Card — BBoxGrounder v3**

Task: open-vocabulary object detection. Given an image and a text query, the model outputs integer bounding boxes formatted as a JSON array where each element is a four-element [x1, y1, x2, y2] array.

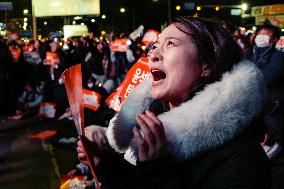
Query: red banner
[[44, 52, 60, 65], [142, 29, 160, 45], [105, 57, 150, 111], [110, 39, 129, 52], [83, 89, 102, 111]]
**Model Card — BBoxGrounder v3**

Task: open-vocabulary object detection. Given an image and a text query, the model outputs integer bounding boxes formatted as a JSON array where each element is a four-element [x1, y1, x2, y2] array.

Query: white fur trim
[[107, 60, 266, 165]]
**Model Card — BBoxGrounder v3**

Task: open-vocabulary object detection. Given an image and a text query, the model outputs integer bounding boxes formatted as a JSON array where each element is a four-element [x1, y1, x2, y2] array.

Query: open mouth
[[151, 69, 166, 81]]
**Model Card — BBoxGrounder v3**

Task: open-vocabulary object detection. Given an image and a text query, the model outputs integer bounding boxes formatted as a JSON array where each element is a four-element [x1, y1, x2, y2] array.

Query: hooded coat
[[95, 60, 270, 189]]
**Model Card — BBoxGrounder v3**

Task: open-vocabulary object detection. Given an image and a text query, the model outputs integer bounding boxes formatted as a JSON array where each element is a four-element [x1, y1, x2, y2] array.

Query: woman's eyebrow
[[164, 36, 183, 41]]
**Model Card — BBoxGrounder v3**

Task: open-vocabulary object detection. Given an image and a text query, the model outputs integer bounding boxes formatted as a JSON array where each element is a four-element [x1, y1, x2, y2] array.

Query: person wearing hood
[[77, 17, 270, 189]]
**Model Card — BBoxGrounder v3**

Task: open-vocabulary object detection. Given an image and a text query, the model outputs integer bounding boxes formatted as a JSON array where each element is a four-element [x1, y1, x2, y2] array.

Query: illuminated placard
[[63, 25, 89, 40], [32, 0, 100, 17]]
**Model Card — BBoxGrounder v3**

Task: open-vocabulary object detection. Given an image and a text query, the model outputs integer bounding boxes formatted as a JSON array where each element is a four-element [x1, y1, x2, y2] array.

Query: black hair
[[256, 24, 281, 39], [169, 17, 242, 80]]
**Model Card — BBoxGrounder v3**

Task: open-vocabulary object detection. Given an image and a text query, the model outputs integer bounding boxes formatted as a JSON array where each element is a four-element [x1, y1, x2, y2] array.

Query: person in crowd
[[251, 24, 284, 189], [52, 76, 69, 118], [42, 41, 67, 102], [23, 39, 44, 83], [232, 30, 252, 60], [68, 38, 87, 67], [251, 24, 284, 157], [109, 35, 132, 85], [83, 76, 115, 127], [77, 17, 269, 189], [43, 41, 66, 81], [0, 37, 12, 114], [5, 40, 27, 114], [17, 82, 43, 117], [83, 41, 117, 92]]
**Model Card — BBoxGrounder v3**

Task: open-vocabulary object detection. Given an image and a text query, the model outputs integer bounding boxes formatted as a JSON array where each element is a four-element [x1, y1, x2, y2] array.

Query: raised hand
[[77, 125, 107, 166], [134, 110, 169, 161]]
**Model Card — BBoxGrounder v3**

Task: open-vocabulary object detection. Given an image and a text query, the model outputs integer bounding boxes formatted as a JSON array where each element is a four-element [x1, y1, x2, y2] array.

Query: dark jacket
[[251, 44, 284, 148], [251, 44, 284, 103], [96, 131, 269, 189], [97, 60, 270, 189]]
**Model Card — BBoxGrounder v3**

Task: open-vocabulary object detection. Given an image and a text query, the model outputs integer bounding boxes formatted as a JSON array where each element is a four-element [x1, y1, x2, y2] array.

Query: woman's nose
[[148, 49, 162, 63]]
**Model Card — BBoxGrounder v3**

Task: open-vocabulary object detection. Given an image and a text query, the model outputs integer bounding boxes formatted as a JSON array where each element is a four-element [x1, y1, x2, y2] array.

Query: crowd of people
[[0, 16, 284, 188], [0, 33, 147, 124]]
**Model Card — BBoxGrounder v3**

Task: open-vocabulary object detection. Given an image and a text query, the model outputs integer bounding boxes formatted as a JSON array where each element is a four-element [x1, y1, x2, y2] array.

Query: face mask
[[87, 83, 93, 89], [255, 34, 270, 47]]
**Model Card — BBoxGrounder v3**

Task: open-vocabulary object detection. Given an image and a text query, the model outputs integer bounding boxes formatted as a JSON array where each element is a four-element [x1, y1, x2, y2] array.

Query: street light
[[101, 14, 106, 19], [91, 19, 95, 23], [215, 6, 220, 11], [197, 6, 202, 11], [176, 5, 181, 11], [23, 9, 29, 15], [241, 3, 247, 11], [120, 7, 126, 13]]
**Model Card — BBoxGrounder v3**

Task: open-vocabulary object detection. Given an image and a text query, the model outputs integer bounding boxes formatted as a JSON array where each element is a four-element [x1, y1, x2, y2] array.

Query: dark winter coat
[[97, 129, 269, 189], [95, 60, 270, 188], [251, 44, 284, 148], [251, 44, 284, 104]]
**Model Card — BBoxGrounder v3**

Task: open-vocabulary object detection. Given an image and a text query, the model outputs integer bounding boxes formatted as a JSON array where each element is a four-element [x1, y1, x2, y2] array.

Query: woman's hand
[[77, 125, 107, 166], [85, 126, 108, 148], [134, 110, 169, 161]]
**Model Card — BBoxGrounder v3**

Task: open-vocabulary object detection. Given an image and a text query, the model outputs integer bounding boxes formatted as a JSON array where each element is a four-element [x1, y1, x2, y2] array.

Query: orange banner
[[105, 91, 121, 111], [110, 38, 129, 52], [142, 29, 160, 45], [60, 176, 85, 189], [45, 52, 60, 65], [105, 57, 150, 111], [30, 130, 57, 140], [83, 89, 102, 111], [38, 102, 56, 118]]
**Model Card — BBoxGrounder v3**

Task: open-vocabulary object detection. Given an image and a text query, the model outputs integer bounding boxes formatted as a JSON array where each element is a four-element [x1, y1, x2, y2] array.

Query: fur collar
[[107, 60, 266, 165]]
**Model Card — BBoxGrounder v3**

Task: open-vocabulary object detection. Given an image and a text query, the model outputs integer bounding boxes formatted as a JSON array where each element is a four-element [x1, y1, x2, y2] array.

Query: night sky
[[0, 0, 283, 35]]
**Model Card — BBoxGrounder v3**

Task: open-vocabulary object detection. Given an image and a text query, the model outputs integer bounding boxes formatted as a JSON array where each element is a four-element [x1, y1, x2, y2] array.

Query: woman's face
[[148, 24, 205, 107]]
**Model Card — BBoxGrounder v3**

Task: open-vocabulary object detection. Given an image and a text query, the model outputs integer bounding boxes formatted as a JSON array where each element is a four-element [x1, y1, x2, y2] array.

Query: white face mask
[[87, 83, 94, 89], [255, 34, 270, 47]]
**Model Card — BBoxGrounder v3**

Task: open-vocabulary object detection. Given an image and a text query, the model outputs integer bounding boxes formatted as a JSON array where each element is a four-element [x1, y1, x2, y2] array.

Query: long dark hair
[[170, 17, 242, 81]]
